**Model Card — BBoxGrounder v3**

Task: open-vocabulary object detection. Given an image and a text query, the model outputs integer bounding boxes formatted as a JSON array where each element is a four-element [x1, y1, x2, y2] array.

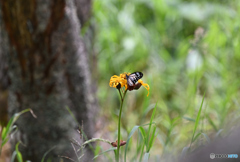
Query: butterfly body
[[126, 72, 143, 88]]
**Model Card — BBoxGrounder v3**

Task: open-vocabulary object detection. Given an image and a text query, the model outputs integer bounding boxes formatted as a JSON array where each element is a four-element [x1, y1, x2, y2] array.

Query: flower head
[[109, 72, 150, 96], [109, 72, 130, 90]]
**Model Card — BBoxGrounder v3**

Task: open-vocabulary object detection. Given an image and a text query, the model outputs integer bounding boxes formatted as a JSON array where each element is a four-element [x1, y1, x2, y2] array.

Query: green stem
[[118, 89, 123, 100], [116, 90, 127, 162]]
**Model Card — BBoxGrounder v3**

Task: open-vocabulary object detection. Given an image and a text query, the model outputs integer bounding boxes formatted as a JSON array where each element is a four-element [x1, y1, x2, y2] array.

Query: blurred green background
[[91, 0, 240, 160]]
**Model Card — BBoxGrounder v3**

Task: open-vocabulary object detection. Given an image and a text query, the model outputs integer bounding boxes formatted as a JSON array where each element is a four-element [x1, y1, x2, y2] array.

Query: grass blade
[[146, 103, 157, 149], [124, 125, 140, 162], [190, 91, 205, 149], [1, 109, 34, 148], [182, 116, 195, 122], [193, 132, 201, 142], [207, 115, 218, 131], [147, 126, 157, 152], [139, 143, 145, 162], [1, 117, 14, 143], [93, 147, 117, 160], [15, 142, 23, 162], [201, 133, 210, 143], [41, 146, 56, 162], [139, 126, 147, 145], [215, 129, 223, 138]]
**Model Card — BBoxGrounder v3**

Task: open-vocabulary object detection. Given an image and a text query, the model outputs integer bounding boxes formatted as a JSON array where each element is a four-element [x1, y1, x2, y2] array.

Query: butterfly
[[126, 72, 143, 90]]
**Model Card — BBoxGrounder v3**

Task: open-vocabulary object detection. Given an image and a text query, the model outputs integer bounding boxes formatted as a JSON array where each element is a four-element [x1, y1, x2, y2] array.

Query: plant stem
[[118, 89, 123, 100], [116, 90, 127, 162]]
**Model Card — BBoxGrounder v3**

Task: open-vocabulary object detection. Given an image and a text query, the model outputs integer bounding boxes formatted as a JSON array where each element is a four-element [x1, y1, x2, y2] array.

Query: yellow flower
[[109, 72, 130, 90], [138, 79, 150, 97], [109, 72, 150, 96]]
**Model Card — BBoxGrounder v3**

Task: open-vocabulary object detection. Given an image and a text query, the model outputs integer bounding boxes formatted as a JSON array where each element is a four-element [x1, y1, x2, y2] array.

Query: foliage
[[0, 109, 36, 161], [92, 0, 240, 161]]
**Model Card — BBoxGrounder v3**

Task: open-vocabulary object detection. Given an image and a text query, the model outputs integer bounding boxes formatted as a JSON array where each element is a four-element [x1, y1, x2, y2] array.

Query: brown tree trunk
[[0, 15, 9, 127], [0, 0, 95, 161]]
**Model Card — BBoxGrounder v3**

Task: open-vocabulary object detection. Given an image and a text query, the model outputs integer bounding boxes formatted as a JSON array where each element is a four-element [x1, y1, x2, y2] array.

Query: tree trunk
[[0, 6, 9, 127], [0, 0, 95, 161]]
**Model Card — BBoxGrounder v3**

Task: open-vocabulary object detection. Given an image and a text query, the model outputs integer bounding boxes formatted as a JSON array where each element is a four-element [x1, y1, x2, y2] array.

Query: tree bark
[[0, 0, 95, 161], [0, 1, 9, 127]]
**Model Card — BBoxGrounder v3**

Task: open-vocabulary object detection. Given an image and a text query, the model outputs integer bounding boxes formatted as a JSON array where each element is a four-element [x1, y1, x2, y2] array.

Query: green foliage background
[[91, 0, 240, 160]]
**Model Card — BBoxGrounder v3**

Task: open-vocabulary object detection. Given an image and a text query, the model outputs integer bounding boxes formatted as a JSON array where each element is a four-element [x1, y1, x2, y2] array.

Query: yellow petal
[[138, 80, 150, 97], [109, 72, 129, 89]]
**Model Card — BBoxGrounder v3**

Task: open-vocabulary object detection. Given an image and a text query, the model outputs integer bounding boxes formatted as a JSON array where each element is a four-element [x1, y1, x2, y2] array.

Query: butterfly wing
[[126, 72, 143, 87]]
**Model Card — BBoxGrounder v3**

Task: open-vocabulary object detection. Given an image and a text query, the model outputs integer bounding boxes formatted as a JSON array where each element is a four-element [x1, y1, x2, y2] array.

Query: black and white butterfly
[[126, 72, 143, 88]]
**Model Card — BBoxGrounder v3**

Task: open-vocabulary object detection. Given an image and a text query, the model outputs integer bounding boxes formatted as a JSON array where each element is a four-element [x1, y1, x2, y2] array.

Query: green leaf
[[1, 116, 14, 142], [207, 115, 218, 131], [124, 125, 140, 162], [1, 127, 6, 145], [146, 103, 157, 148], [139, 126, 147, 146], [193, 132, 201, 142], [66, 106, 79, 126], [1, 127, 6, 140], [201, 133, 210, 143], [1, 137, 9, 147], [182, 116, 195, 122], [13, 108, 33, 124], [190, 91, 205, 149], [141, 122, 156, 127], [41, 146, 56, 162], [1, 126, 18, 148], [147, 126, 156, 152], [15, 142, 23, 162], [142, 104, 156, 119], [139, 143, 145, 162], [1, 109, 33, 148], [193, 132, 210, 144], [17, 151, 23, 162], [93, 147, 117, 160]]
